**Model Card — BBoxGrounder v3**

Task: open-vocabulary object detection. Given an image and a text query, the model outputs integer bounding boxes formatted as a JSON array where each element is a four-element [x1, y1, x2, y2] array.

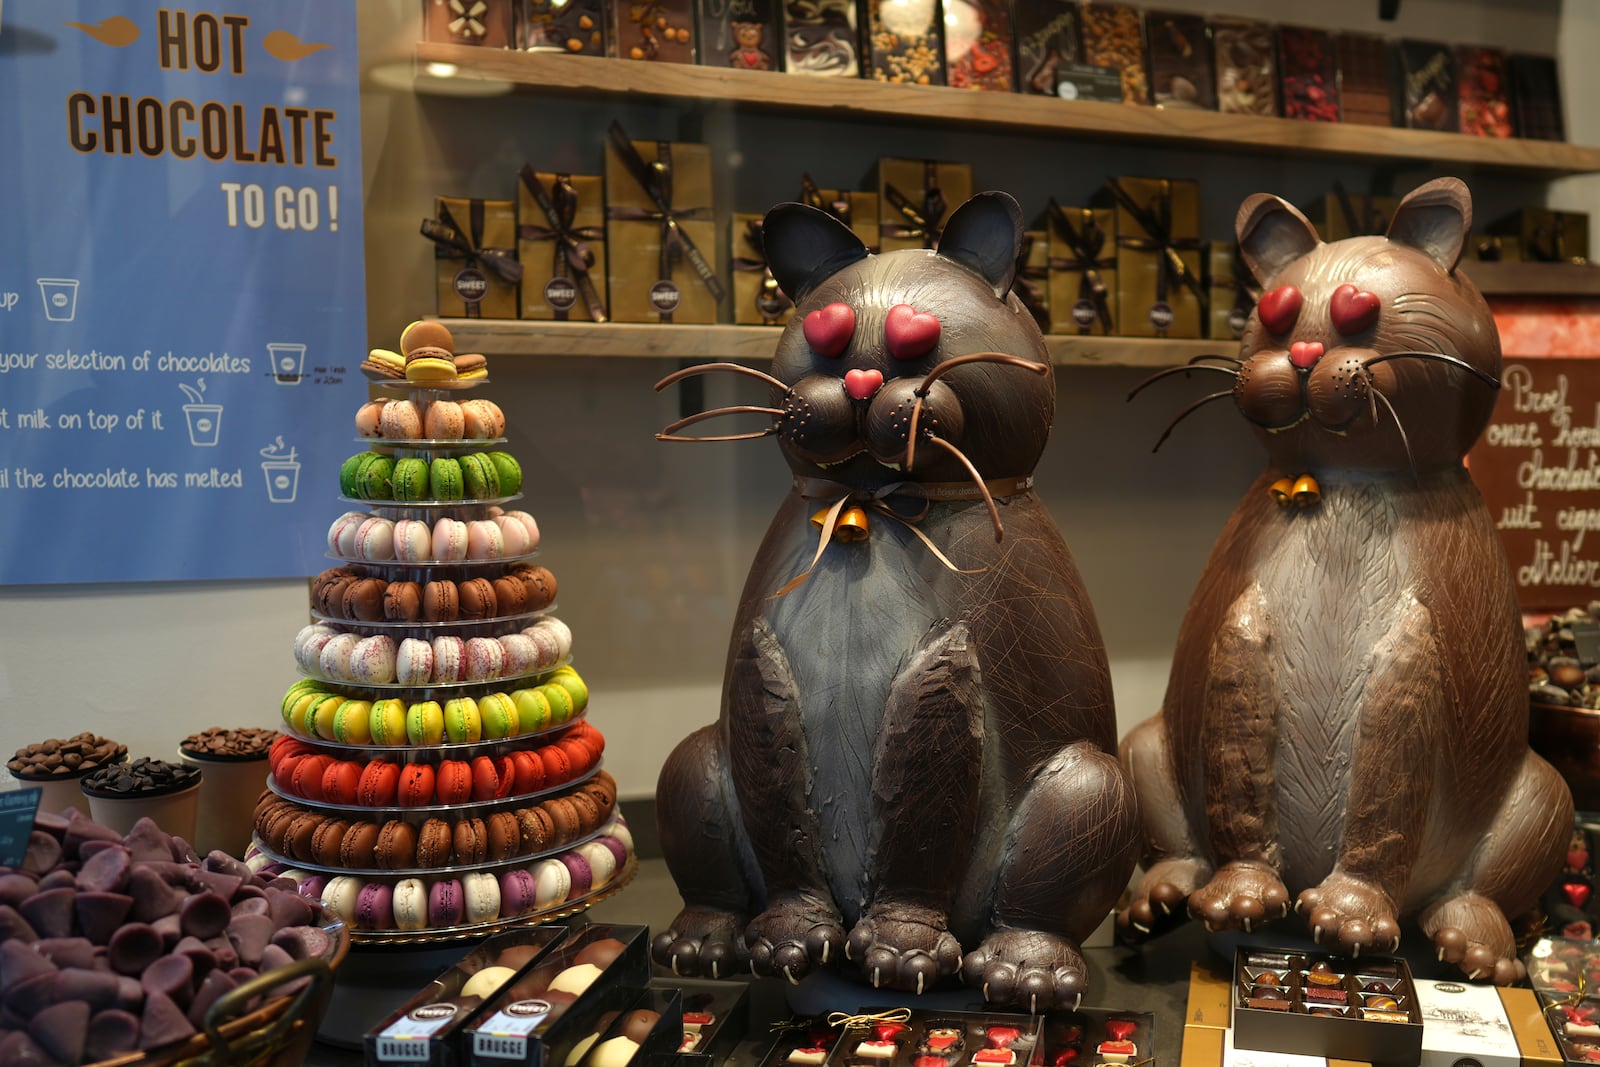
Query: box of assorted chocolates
[[1509, 54, 1565, 141], [823, 1009, 1040, 1067], [650, 978, 750, 1062], [783, 0, 861, 75], [1397, 39, 1458, 131], [1013, 228, 1051, 331], [1278, 26, 1339, 122], [1102, 176, 1202, 339], [518, 168, 609, 322], [521, 0, 607, 53], [797, 176, 881, 251], [426, 196, 522, 320], [1211, 18, 1276, 117], [1457, 45, 1512, 137], [1493, 208, 1590, 264], [864, 0, 946, 84], [366, 925, 568, 1065], [700, 0, 782, 70], [1042, 201, 1116, 336], [730, 213, 794, 325], [1338, 32, 1397, 127], [1031, 1007, 1152, 1067], [424, 0, 517, 46], [1230, 948, 1423, 1063], [756, 1016, 848, 1067], [1527, 936, 1600, 996], [1014, 0, 1082, 97], [945, 0, 1014, 91], [612, 0, 697, 61], [556, 987, 685, 1067], [1076, 3, 1147, 104], [875, 158, 974, 253], [463, 924, 652, 1065], [1145, 10, 1214, 110]]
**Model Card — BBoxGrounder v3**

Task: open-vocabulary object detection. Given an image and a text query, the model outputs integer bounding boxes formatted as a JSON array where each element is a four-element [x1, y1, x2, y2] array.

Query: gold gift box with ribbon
[[798, 175, 880, 252], [1042, 201, 1116, 336], [1206, 242, 1257, 342], [423, 197, 521, 320], [731, 213, 794, 326], [874, 158, 974, 254], [1012, 228, 1050, 331], [604, 122, 724, 324], [517, 168, 608, 322], [1306, 189, 1400, 242], [1103, 177, 1202, 339], [1492, 208, 1589, 264]]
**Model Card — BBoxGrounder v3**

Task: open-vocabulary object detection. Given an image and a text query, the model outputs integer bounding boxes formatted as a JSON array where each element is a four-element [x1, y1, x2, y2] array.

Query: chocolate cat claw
[[651, 191, 1139, 1009], [1119, 177, 1573, 985]]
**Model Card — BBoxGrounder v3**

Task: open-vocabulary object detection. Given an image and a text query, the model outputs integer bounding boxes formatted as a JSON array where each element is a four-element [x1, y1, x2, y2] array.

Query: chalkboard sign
[[1467, 359, 1600, 609]]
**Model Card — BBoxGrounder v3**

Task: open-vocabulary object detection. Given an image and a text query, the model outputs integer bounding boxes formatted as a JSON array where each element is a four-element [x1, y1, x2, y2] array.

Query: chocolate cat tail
[[1119, 177, 1573, 985], [652, 190, 1139, 1010]]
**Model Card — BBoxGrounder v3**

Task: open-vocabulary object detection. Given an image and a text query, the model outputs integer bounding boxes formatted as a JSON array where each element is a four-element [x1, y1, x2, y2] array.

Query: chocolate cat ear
[[935, 191, 1024, 299], [762, 202, 869, 305], [1236, 194, 1321, 285], [1386, 177, 1472, 273]]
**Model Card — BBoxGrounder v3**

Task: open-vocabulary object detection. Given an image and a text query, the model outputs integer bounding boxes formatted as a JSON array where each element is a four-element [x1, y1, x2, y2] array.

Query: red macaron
[[398, 763, 436, 807], [289, 755, 334, 801], [470, 756, 500, 802], [509, 750, 544, 796], [358, 761, 401, 807], [321, 760, 363, 806], [435, 760, 471, 805], [538, 745, 571, 787]]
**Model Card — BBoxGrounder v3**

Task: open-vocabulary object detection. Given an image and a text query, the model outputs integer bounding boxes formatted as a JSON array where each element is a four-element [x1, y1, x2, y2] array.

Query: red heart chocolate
[[873, 1024, 907, 1042], [884, 303, 941, 360], [1104, 1021, 1136, 1041], [1289, 341, 1324, 369], [1570, 849, 1590, 870], [914, 1058, 948, 1067], [985, 1026, 1021, 1048], [845, 368, 884, 400], [1257, 285, 1303, 334], [1051, 1051, 1078, 1066], [1329, 283, 1381, 334], [1566, 882, 1592, 908], [804, 302, 856, 358]]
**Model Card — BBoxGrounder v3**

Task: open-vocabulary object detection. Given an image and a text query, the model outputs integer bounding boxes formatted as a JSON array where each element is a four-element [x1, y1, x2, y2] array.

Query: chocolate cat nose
[[844, 368, 884, 400], [1289, 341, 1325, 369]]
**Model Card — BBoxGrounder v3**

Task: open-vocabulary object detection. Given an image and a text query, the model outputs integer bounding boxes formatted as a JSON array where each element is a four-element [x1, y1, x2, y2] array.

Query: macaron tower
[[253, 320, 633, 941]]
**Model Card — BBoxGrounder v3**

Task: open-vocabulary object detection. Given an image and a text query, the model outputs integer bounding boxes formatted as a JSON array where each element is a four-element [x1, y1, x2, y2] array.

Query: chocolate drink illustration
[[652, 192, 1139, 1009], [1120, 178, 1572, 983]]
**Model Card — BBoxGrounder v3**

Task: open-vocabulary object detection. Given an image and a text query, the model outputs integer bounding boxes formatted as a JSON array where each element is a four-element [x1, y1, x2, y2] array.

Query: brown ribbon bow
[[1530, 212, 1586, 263], [799, 173, 854, 228], [1045, 199, 1115, 334], [1012, 231, 1050, 331], [1106, 179, 1203, 335], [420, 200, 524, 319], [1210, 243, 1259, 339], [731, 218, 793, 325], [517, 166, 608, 322], [882, 161, 949, 249], [1332, 181, 1391, 237]]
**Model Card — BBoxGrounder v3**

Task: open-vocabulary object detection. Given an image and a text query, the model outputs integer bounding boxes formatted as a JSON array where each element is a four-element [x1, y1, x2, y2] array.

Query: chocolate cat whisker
[[1188, 353, 1243, 367], [905, 351, 1049, 472], [1150, 390, 1235, 453], [657, 405, 786, 439], [1362, 350, 1501, 389], [653, 361, 789, 393], [1125, 362, 1240, 402], [1368, 387, 1419, 483], [925, 435, 1005, 541]]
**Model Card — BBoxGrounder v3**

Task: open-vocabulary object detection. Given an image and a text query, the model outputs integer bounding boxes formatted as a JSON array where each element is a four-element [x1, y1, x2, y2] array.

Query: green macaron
[[392, 458, 430, 502], [460, 453, 500, 499], [486, 452, 522, 496], [339, 452, 367, 496], [430, 457, 463, 500], [356, 453, 394, 500]]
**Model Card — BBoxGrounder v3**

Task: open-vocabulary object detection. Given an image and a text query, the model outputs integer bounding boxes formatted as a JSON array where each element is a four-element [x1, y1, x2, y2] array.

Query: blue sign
[[0, 2, 365, 583]]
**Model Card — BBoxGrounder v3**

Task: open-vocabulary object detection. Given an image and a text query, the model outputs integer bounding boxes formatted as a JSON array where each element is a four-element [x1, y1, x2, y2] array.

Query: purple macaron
[[355, 883, 395, 931], [560, 853, 592, 899], [499, 869, 537, 916], [428, 879, 464, 928]]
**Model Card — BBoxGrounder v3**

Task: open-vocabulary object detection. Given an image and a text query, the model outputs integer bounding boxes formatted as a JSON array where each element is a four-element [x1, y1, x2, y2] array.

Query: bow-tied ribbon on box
[[731, 218, 793, 325], [1213, 244, 1259, 338], [800, 173, 854, 229], [604, 121, 725, 322], [1045, 198, 1114, 334], [1106, 178, 1203, 332], [1530, 212, 1587, 264], [1012, 231, 1050, 331], [420, 200, 524, 318], [882, 161, 949, 249], [517, 166, 608, 322], [1332, 181, 1391, 237]]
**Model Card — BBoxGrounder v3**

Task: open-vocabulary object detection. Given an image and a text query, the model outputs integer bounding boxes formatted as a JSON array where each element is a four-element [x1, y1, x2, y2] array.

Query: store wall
[[1, 0, 1593, 802]]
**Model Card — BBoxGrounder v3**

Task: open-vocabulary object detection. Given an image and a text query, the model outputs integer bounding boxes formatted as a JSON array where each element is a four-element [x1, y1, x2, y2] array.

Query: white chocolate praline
[[855, 1041, 897, 1059], [787, 1049, 828, 1065], [533, 858, 571, 908], [565, 1032, 604, 1067], [393, 878, 428, 931], [588, 1036, 640, 1067], [547, 962, 602, 996], [463, 870, 501, 924], [460, 964, 519, 1000]]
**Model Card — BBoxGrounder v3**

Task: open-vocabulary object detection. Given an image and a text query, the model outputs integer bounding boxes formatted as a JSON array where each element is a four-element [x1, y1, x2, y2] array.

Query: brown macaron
[[519, 566, 558, 611], [375, 820, 418, 870], [485, 811, 520, 861], [314, 570, 360, 617], [311, 819, 350, 867], [262, 808, 299, 855], [340, 821, 380, 868], [566, 792, 602, 836], [453, 817, 488, 865], [400, 321, 455, 355], [579, 770, 618, 814], [491, 577, 531, 616], [415, 819, 453, 868], [543, 797, 581, 845], [457, 578, 497, 620], [423, 581, 460, 623], [383, 580, 423, 622], [286, 813, 325, 861], [515, 807, 554, 855], [343, 578, 388, 622]]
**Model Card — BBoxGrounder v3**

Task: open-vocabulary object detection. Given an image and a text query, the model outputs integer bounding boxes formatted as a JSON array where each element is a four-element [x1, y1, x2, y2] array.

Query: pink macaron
[[529, 617, 573, 661], [428, 878, 465, 928], [379, 400, 424, 439], [466, 520, 504, 560], [395, 638, 434, 685], [327, 511, 367, 555], [354, 883, 394, 931], [431, 637, 465, 683], [349, 635, 398, 685], [499, 869, 538, 916], [355, 400, 387, 437], [393, 519, 432, 562], [423, 400, 465, 440], [499, 633, 539, 676], [501, 510, 541, 551], [463, 638, 504, 682], [495, 515, 533, 556], [355, 517, 395, 561], [294, 625, 340, 673], [520, 625, 563, 671], [319, 633, 361, 680], [431, 518, 468, 562]]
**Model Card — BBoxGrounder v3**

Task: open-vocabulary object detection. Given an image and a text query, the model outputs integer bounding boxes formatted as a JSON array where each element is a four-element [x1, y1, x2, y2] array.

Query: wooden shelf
[[415, 43, 1600, 176], [439, 319, 1219, 368], [1465, 261, 1600, 297]]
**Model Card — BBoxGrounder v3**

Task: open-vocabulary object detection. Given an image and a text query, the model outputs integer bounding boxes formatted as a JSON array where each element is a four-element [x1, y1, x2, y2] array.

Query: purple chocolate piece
[[86, 1008, 142, 1062], [36, 869, 76, 892], [203, 935, 238, 971], [0, 1029, 55, 1066], [62, 817, 122, 858], [257, 943, 294, 972], [231, 896, 270, 918], [33, 811, 69, 840], [6, 972, 60, 1016], [227, 912, 276, 966], [141, 860, 196, 886], [138, 989, 197, 1050], [127, 866, 184, 923], [56, 966, 121, 1010], [202, 850, 252, 881], [122, 820, 174, 865], [141, 953, 195, 1006], [560, 853, 593, 898], [30, 999, 89, 1065], [18, 887, 74, 940], [20, 832, 61, 876], [180, 891, 230, 940], [188, 868, 243, 901], [172, 937, 217, 978], [263, 887, 313, 929], [115, 974, 143, 1010], [34, 937, 95, 970], [75, 845, 132, 893], [77, 838, 123, 862], [0, 874, 39, 908], [0, 940, 56, 993], [74, 891, 134, 945], [232, 883, 266, 905], [270, 924, 331, 961], [170, 835, 200, 864], [0, 905, 41, 942], [152, 912, 183, 947], [185, 968, 239, 1029], [107, 923, 164, 975]]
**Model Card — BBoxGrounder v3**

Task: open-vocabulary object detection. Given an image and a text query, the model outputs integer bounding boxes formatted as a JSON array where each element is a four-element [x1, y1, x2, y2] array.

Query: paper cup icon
[[269, 343, 306, 385], [37, 279, 80, 322], [262, 460, 301, 502], [183, 403, 223, 446]]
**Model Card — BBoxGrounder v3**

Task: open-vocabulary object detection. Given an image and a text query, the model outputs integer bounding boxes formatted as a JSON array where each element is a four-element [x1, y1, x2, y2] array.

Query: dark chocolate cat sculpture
[[1120, 178, 1573, 983], [652, 192, 1140, 1009]]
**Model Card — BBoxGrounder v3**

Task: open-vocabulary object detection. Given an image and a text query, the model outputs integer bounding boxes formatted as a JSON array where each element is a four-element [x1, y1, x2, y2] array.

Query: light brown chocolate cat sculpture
[[1119, 178, 1572, 983]]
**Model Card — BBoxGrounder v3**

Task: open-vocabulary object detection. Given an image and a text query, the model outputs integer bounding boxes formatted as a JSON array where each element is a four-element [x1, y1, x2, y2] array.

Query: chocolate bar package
[[1230, 948, 1422, 1064], [864, 0, 946, 84], [518, 169, 608, 321], [1145, 11, 1214, 110], [1206, 242, 1255, 342], [424, 0, 517, 46], [605, 124, 723, 323], [521, 0, 607, 54], [1337, 32, 1396, 126], [425, 197, 522, 320], [1076, 3, 1147, 104], [1278, 26, 1339, 122], [1013, 0, 1081, 97], [874, 158, 974, 253], [1211, 18, 1276, 117], [784, 0, 861, 75], [701, 0, 782, 70], [1041, 201, 1115, 336], [945, 0, 1014, 92], [1031, 1007, 1153, 1067], [1457, 45, 1512, 137], [1509, 53, 1565, 141], [1397, 39, 1457, 131], [1103, 176, 1202, 339], [612, 0, 697, 61], [730, 213, 794, 325]]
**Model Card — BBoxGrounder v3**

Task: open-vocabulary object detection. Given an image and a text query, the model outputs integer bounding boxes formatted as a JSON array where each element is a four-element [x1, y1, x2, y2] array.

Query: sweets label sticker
[[0, 0, 365, 583], [0, 789, 42, 869]]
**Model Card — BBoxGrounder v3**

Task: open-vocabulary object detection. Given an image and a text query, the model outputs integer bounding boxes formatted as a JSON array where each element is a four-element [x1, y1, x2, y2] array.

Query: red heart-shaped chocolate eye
[[1329, 283, 1381, 334], [884, 303, 941, 360], [1257, 285, 1303, 334], [1104, 1021, 1136, 1041], [1566, 882, 1592, 908], [804, 302, 856, 358]]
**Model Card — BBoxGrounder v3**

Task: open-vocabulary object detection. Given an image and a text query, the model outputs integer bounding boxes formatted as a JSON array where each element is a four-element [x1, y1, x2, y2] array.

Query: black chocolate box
[[1397, 39, 1458, 131], [783, 0, 862, 75], [1145, 11, 1214, 110], [1278, 26, 1339, 122], [1509, 53, 1565, 141], [649, 977, 751, 1063], [1030, 1007, 1153, 1067], [1230, 948, 1422, 1065], [864, 0, 947, 84], [1013, 0, 1081, 97]]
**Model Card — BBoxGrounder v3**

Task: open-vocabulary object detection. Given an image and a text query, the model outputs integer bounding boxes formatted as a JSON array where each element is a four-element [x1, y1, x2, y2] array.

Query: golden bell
[[810, 506, 871, 542], [1292, 474, 1321, 507], [1268, 477, 1294, 507]]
